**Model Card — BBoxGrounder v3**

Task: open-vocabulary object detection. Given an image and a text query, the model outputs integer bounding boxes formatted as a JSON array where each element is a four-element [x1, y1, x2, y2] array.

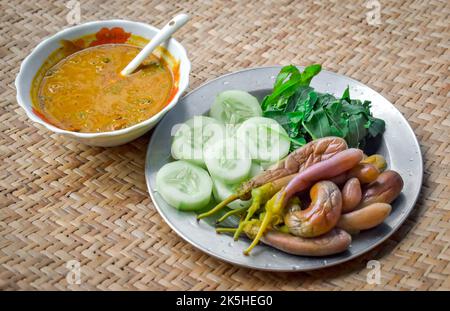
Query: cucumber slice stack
[[171, 116, 225, 166], [204, 137, 252, 184], [237, 117, 290, 163], [159, 90, 291, 211]]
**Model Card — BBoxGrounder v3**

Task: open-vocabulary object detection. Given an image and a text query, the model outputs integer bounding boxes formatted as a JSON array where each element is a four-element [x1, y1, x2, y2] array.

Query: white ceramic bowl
[[15, 20, 191, 147]]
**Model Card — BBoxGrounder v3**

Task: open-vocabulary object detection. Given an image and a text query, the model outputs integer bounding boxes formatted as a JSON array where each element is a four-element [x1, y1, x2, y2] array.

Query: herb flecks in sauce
[[37, 44, 173, 133]]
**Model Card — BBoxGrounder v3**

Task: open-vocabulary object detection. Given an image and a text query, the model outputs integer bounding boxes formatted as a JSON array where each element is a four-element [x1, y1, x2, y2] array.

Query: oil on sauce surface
[[37, 44, 173, 132]]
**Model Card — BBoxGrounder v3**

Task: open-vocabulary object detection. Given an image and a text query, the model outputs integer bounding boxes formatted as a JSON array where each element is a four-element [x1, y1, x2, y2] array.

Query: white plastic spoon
[[120, 13, 189, 76]]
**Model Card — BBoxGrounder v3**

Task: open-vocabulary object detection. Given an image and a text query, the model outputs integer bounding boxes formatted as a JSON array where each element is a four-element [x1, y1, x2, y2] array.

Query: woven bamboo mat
[[1, 0, 449, 290]]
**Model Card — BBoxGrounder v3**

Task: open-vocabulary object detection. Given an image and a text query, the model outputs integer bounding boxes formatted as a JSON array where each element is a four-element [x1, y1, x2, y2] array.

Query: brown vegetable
[[284, 181, 342, 237], [347, 163, 380, 184], [243, 148, 363, 255], [256, 228, 352, 257], [338, 203, 391, 232], [329, 157, 384, 186], [359, 170, 404, 208], [342, 178, 362, 213], [237, 137, 347, 199], [284, 148, 364, 198], [361, 154, 387, 171], [328, 173, 348, 186]]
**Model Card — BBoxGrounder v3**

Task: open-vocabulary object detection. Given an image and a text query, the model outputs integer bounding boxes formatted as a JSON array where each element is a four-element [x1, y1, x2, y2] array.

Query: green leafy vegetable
[[261, 65, 386, 149], [261, 64, 321, 111]]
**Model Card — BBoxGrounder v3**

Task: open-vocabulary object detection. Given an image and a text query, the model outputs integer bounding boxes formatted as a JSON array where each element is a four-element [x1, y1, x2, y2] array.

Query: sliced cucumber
[[224, 123, 240, 139], [210, 90, 262, 124], [156, 161, 212, 211], [204, 137, 251, 184], [212, 178, 252, 210], [236, 117, 290, 163], [171, 116, 225, 166]]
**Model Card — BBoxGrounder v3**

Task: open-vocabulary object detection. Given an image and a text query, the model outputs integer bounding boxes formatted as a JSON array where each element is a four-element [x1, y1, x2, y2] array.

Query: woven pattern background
[[1, 0, 449, 290]]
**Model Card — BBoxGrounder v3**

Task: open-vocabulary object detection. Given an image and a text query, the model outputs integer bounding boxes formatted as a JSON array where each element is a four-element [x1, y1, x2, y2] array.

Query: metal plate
[[145, 67, 423, 271]]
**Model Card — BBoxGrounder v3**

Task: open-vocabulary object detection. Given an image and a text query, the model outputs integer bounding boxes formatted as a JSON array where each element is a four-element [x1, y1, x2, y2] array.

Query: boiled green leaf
[[346, 114, 367, 147], [260, 64, 386, 150], [303, 108, 332, 139]]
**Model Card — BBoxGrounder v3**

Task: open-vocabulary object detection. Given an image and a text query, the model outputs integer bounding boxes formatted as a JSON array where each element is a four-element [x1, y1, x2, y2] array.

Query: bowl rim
[[15, 19, 191, 138]]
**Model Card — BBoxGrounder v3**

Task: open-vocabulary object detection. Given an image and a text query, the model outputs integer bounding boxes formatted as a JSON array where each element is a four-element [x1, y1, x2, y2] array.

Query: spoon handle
[[121, 13, 189, 76]]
